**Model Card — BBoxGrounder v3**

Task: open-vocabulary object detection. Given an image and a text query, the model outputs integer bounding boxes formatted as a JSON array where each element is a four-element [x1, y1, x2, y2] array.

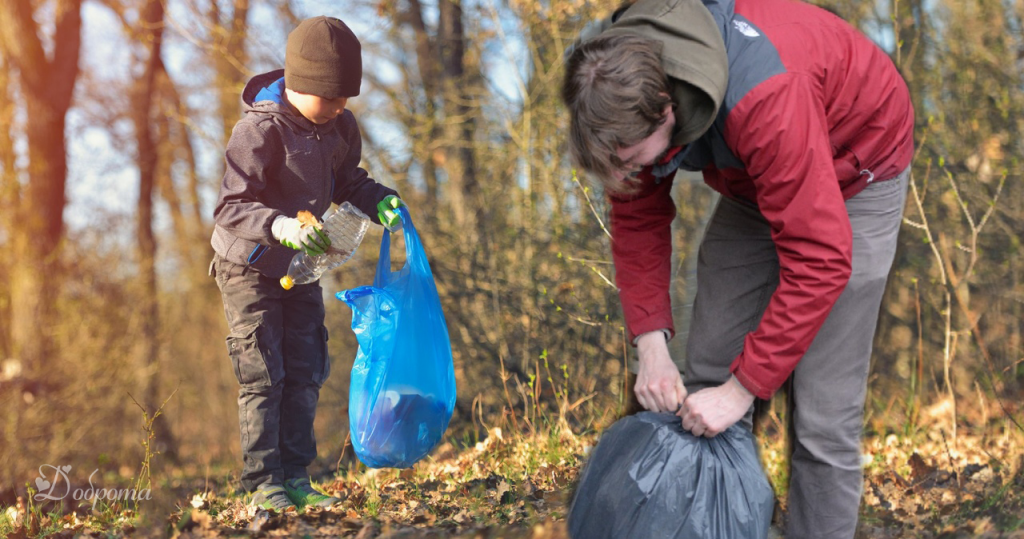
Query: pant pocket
[[226, 320, 272, 389], [314, 326, 331, 387]]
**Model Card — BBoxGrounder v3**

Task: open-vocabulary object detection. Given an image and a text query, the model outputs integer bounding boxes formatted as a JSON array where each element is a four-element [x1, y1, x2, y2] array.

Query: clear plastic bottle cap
[[280, 275, 295, 290]]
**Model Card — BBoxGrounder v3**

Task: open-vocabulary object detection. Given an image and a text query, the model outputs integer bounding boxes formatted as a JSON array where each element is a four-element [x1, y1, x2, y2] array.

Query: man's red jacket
[[606, 0, 915, 399]]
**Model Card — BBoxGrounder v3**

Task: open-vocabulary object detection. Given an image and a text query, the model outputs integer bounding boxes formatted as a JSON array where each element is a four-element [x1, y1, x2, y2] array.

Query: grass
[[4, 365, 1024, 537], [147, 415, 587, 537], [0, 488, 111, 538], [0, 391, 177, 538], [5, 411, 1024, 537]]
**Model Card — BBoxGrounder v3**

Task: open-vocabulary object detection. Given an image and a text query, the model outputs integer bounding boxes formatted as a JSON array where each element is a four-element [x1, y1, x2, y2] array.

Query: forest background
[[0, 0, 1022, 536]]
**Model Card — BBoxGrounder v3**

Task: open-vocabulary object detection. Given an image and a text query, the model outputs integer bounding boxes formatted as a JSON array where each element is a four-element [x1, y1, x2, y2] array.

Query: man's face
[[612, 105, 676, 183]]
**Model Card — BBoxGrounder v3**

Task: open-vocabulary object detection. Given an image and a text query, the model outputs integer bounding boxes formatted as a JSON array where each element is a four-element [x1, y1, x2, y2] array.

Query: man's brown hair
[[562, 34, 671, 195]]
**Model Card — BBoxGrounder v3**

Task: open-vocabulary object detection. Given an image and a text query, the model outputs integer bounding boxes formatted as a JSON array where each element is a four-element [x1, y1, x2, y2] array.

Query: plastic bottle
[[279, 202, 370, 290]]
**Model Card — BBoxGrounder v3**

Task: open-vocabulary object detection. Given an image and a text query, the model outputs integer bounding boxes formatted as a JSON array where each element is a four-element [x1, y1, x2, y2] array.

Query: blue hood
[[241, 69, 318, 131], [253, 77, 287, 105]]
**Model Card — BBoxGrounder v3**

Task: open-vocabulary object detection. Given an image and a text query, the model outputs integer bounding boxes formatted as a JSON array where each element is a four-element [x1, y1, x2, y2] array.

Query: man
[[562, 0, 913, 536]]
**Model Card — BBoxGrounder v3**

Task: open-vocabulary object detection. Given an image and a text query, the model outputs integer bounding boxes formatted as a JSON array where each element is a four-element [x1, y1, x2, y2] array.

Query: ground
[[4, 408, 1024, 538]]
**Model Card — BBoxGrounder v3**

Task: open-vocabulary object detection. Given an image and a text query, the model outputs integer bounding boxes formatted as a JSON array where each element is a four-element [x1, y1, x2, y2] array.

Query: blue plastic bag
[[336, 206, 456, 468]]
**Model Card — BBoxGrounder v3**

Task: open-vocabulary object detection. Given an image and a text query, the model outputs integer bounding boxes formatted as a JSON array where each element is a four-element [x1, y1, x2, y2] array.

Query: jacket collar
[[241, 69, 335, 133]]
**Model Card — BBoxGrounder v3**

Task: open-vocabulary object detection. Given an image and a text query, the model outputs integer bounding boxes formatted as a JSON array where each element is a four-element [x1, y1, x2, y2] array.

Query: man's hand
[[635, 331, 687, 413], [272, 216, 331, 256], [681, 377, 755, 437], [377, 195, 405, 230]]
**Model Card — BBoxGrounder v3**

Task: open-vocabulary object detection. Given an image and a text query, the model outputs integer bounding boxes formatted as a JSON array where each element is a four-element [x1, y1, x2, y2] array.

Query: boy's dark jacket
[[211, 69, 397, 278]]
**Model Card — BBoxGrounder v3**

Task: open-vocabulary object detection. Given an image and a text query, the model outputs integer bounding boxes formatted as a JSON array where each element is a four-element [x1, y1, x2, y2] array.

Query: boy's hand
[[377, 195, 405, 230], [272, 216, 331, 256]]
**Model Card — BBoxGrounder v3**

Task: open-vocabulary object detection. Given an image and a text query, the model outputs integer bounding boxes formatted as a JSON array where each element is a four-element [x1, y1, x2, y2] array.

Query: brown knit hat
[[285, 16, 362, 98]]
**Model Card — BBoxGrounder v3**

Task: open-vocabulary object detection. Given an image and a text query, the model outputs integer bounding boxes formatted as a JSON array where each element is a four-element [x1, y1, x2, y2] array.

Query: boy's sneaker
[[284, 477, 342, 509], [250, 483, 296, 513]]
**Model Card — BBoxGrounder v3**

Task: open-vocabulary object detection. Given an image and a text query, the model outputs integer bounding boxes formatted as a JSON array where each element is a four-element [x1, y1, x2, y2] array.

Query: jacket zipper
[[312, 125, 330, 205]]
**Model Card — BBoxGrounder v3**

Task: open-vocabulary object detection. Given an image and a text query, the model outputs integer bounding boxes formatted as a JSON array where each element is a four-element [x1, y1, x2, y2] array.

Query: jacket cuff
[[265, 211, 287, 244], [730, 362, 773, 401], [632, 329, 672, 347], [627, 313, 675, 347], [730, 374, 754, 398]]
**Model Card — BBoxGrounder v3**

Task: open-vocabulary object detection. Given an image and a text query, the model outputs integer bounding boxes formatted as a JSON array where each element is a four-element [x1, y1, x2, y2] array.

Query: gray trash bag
[[569, 412, 774, 539]]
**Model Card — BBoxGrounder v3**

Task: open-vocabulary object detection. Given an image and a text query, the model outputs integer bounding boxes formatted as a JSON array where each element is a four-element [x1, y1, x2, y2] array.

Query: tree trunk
[[406, 0, 442, 211], [0, 55, 16, 360], [133, 0, 177, 460], [211, 0, 250, 149], [439, 0, 477, 223], [0, 0, 82, 375]]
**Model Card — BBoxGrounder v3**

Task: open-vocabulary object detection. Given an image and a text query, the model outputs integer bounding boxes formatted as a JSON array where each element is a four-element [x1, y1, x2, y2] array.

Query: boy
[[210, 16, 403, 512], [562, 0, 913, 537]]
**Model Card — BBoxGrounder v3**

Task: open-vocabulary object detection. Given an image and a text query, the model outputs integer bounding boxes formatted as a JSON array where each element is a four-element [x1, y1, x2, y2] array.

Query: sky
[[54, 0, 905, 239], [61, 0, 527, 240]]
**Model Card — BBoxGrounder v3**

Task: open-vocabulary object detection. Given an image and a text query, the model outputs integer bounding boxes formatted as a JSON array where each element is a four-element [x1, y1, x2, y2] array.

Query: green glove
[[376, 195, 405, 230], [272, 216, 331, 256]]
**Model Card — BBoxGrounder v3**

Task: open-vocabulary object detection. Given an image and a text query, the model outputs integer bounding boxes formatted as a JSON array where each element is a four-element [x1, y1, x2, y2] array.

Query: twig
[[989, 382, 1024, 435], [564, 257, 613, 265], [913, 279, 923, 427], [563, 256, 616, 289], [571, 169, 612, 240], [127, 385, 179, 514], [567, 314, 601, 327], [568, 392, 597, 412], [336, 432, 351, 476], [975, 380, 989, 430], [906, 164, 958, 439], [619, 327, 628, 417], [938, 429, 962, 501], [586, 264, 617, 290], [498, 354, 520, 434], [1000, 357, 1024, 376]]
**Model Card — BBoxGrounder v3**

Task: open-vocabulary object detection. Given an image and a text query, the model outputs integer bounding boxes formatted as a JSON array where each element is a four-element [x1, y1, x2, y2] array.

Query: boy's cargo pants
[[211, 255, 331, 492]]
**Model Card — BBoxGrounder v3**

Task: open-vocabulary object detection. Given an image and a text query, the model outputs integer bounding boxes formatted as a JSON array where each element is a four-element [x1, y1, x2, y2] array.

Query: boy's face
[[286, 89, 350, 124], [612, 104, 676, 183]]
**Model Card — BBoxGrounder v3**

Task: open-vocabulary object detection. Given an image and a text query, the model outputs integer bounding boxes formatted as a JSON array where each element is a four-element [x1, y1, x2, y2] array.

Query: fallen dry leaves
[[853, 427, 1024, 538], [5, 422, 1023, 538], [164, 427, 585, 538]]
